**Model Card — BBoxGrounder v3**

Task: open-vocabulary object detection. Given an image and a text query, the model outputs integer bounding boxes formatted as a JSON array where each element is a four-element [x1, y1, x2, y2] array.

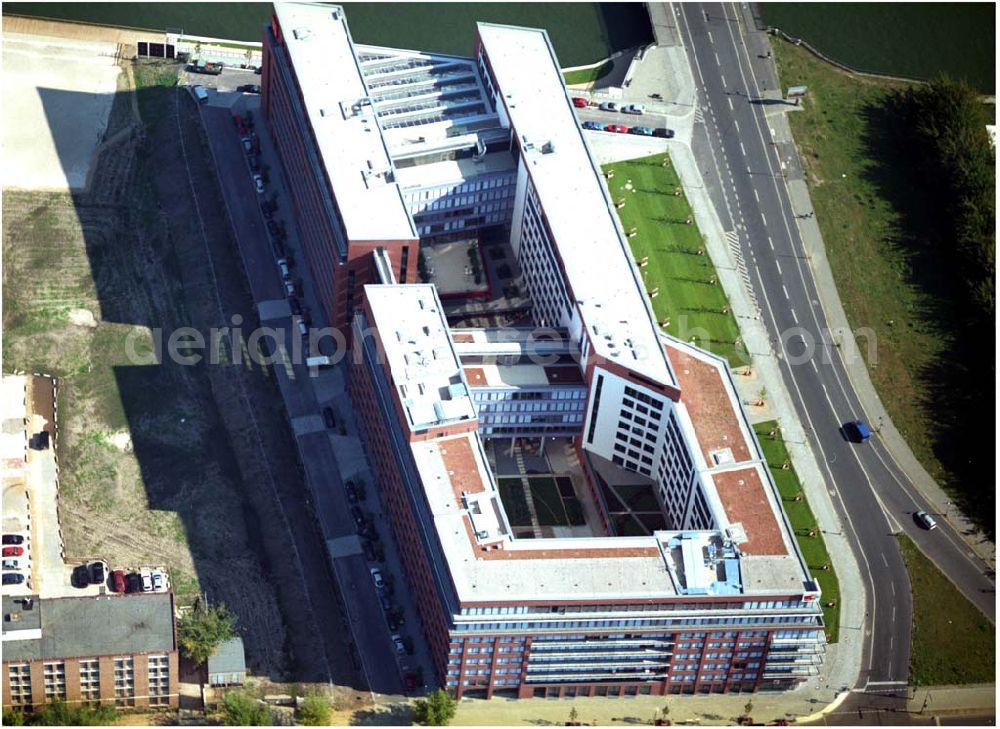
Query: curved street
[[673, 0, 994, 690]]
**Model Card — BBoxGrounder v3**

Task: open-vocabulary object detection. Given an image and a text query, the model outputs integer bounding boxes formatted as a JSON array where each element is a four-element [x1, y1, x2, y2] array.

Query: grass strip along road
[[603, 153, 747, 368], [754, 422, 840, 644], [897, 535, 995, 685]]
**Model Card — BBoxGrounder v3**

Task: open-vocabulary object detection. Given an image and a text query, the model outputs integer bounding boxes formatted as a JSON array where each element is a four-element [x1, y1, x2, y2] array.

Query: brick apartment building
[[1, 593, 179, 711]]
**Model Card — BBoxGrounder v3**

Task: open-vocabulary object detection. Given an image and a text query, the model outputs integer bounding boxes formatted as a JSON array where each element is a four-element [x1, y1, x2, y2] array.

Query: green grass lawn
[[563, 60, 613, 86], [603, 154, 747, 368], [897, 535, 995, 685], [754, 421, 840, 643], [772, 38, 990, 531]]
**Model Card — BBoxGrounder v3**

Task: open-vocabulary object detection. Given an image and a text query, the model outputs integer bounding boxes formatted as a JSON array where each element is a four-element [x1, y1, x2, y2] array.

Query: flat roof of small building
[[2, 593, 175, 662], [365, 285, 477, 432], [463, 364, 585, 389], [477, 23, 677, 390], [273, 2, 415, 242]]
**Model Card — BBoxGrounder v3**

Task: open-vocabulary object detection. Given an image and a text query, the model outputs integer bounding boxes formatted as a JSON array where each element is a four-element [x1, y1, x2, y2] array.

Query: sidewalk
[[624, 9, 865, 706], [765, 108, 996, 571]]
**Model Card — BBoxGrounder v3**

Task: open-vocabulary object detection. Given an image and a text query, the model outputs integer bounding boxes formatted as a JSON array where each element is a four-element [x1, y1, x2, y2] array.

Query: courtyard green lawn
[[754, 422, 841, 643], [497, 478, 532, 527], [603, 154, 747, 368]]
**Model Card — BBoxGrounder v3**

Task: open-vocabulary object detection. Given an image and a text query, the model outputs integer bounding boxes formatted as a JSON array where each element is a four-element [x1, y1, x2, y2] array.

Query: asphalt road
[[675, 1, 995, 689], [199, 100, 406, 696]]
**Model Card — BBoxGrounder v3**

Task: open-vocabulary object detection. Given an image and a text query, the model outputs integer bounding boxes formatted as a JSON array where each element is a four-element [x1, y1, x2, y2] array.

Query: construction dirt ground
[[2, 31, 363, 691]]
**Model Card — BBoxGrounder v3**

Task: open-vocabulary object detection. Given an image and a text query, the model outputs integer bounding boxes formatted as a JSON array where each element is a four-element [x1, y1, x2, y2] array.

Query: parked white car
[[621, 103, 645, 115]]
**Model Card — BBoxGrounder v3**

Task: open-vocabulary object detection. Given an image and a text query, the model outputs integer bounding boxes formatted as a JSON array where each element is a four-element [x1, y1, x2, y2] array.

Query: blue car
[[3, 573, 24, 585], [628, 126, 655, 136], [843, 420, 872, 443], [581, 121, 603, 131]]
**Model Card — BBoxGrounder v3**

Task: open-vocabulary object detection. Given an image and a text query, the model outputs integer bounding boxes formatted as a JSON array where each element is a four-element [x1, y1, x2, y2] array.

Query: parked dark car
[[653, 127, 676, 138], [267, 220, 280, 237], [3, 573, 24, 585], [362, 540, 376, 561], [345, 480, 359, 504], [248, 155, 260, 172], [260, 201, 273, 219], [71, 564, 90, 588], [581, 121, 603, 131], [125, 572, 142, 593], [350, 506, 366, 530], [289, 297, 302, 316], [2, 534, 24, 545], [89, 561, 106, 585]]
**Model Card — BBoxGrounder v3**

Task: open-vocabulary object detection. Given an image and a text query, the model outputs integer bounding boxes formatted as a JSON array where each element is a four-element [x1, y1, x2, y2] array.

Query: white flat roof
[[477, 23, 676, 388], [365, 285, 476, 431], [273, 2, 414, 242]]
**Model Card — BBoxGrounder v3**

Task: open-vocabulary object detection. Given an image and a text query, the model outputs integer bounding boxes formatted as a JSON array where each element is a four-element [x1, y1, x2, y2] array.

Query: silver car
[[598, 101, 619, 112], [915, 510, 938, 530]]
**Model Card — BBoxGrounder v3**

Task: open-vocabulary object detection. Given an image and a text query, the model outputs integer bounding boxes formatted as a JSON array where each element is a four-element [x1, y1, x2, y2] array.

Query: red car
[[571, 97, 589, 108], [2, 547, 23, 557], [111, 569, 126, 593], [605, 124, 628, 134]]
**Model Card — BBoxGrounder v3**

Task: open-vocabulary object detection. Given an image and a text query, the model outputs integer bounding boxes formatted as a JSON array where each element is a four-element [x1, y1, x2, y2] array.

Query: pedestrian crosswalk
[[725, 229, 762, 318]]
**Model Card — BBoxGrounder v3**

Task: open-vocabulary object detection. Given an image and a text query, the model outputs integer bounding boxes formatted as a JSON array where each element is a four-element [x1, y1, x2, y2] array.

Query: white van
[[193, 85, 209, 103]]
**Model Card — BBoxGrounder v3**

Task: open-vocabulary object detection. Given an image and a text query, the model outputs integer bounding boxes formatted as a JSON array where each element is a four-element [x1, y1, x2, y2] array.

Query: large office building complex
[[263, 3, 825, 699]]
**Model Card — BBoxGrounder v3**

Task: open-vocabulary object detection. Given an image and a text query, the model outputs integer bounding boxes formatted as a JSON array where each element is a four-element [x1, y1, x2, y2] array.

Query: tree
[[177, 600, 237, 665], [221, 690, 272, 726], [743, 699, 754, 717], [297, 694, 332, 726], [2, 709, 25, 726], [412, 689, 457, 726], [569, 706, 579, 724]]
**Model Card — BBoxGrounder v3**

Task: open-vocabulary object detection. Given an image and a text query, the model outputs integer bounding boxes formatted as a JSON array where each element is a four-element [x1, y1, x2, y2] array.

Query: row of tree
[[890, 78, 995, 320]]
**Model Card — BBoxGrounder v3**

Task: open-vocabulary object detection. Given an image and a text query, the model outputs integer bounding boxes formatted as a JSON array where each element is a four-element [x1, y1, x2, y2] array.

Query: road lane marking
[[740, 141, 746, 155], [761, 212, 767, 225], [782, 284, 789, 299], [881, 552, 889, 568], [708, 31, 713, 44], [714, 51, 721, 65], [810, 359, 818, 373], [727, 97, 733, 110], [753, 189, 760, 202], [768, 236, 774, 250], [734, 120, 740, 134], [775, 260, 782, 274], [720, 73, 727, 86]]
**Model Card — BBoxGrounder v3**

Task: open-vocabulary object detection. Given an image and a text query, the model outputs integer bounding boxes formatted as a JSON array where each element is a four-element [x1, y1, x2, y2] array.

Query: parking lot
[[195, 86, 440, 697], [2, 375, 173, 601]]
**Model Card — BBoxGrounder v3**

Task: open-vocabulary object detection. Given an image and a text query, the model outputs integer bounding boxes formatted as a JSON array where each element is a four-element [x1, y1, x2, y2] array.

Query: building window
[[7, 664, 32, 705], [114, 657, 135, 707], [148, 654, 170, 706], [400, 246, 409, 284], [43, 661, 67, 701], [79, 659, 101, 702]]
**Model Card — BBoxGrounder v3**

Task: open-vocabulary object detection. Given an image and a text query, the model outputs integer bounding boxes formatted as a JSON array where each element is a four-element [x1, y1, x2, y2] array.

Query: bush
[[221, 690, 272, 726], [296, 694, 331, 726], [7, 702, 116, 726], [412, 689, 457, 726]]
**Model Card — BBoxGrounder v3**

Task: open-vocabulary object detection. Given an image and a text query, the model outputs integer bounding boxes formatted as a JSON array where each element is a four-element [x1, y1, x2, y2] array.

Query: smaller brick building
[[1, 593, 179, 711]]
